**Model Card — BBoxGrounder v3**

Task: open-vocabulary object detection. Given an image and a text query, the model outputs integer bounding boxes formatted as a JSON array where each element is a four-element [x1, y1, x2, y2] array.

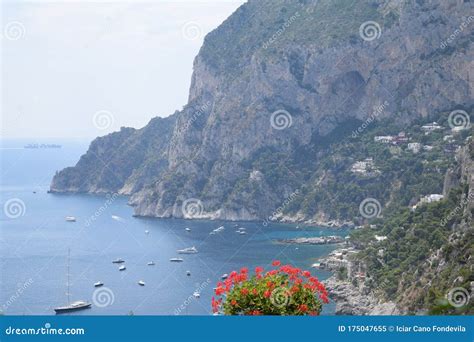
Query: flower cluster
[[211, 261, 329, 315]]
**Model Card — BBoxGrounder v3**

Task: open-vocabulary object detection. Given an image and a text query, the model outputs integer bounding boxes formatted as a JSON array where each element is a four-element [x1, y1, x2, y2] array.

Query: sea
[[0, 139, 348, 315]]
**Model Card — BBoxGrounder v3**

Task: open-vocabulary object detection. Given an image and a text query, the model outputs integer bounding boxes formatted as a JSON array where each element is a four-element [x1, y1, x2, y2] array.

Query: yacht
[[138, 280, 145, 286], [65, 216, 76, 222], [112, 258, 125, 264], [147, 261, 155, 266], [185, 228, 191, 232], [55, 301, 91, 314], [238, 231, 247, 235], [221, 273, 228, 280], [193, 291, 200, 298], [145, 230, 149, 234], [186, 270, 191, 276], [119, 265, 126, 271], [177, 246, 198, 254], [169, 258, 184, 262], [94, 281, 104, 287], [54, 249, 91, 314]]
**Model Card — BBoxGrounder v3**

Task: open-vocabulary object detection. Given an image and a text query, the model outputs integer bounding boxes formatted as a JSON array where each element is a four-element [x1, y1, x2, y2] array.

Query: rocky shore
[[319, 248, 400, 315], [278, 236, 346, 245]]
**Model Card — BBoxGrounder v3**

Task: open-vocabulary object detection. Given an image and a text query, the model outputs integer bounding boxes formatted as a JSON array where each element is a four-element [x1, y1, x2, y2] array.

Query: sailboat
[[54, 249, 91, 314]]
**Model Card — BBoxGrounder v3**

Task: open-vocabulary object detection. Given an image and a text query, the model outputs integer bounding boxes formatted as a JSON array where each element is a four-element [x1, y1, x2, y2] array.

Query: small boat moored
[[193, 291, 200, 298], [55, 301, 91, 314], [147, 261, 155, 266], [138, 280, 145, 286], [94, 281, 104, 287], [119, 265, 126, 271], [169, 258, 184, 262], [177, 246, 198, 254], [112, 258, 125, 264], [186, 270, 191, 276], [185, 228, 191, 232], [65, 216, 76, 222], [221, 273, 228, 280]]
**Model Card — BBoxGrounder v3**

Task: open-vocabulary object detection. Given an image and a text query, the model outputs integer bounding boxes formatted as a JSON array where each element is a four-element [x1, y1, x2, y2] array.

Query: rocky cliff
[[51, 0, 473, 222]]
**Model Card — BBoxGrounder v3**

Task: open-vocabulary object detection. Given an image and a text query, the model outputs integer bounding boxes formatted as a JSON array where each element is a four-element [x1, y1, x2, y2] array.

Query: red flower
[[240, 288, 249, 296], [272, 260, 281, 267], [299, 304, 308, 312], [215, 287, 225, 296], [231, 299, 237, 306], [302, 270, 311, 278], [264, 290, 271, 298], [240, 267, 248, 274], [252, 288, 258, 295], [255, 266, 264, 274]]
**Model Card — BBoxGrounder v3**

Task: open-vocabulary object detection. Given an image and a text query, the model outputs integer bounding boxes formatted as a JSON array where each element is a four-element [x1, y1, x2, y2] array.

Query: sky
[[1, 0, 245, 139]]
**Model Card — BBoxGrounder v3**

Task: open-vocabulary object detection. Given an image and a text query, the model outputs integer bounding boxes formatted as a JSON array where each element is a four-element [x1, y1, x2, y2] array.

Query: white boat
[[170, 258, 184, 262], [112, 258, 125, 264], [145, 230, 149, 234], [193, 291, 200, 298], [238, 231, 247, 235], [147, 261, 155, 266], [138, 280, 145, 286], [65, 216, 76, 222], [212, 226, 225, 233], [94, 281, 104, 287], [186, 270, 191, 276], [221, 273, 228, 280], [177, 246, 198, 254], [119, 265, 126, 271], [185, 228, 191, 232], [54, 249, 91, 314]]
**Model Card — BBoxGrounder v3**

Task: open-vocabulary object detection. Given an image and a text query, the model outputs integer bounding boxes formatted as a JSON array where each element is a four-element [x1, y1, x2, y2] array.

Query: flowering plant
[[211, 260, 329, 315]]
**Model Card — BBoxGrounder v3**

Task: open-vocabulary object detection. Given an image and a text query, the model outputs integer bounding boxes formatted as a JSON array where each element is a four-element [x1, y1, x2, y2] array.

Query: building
[[421, 122, 442, 132], [407, 142, 422, 153], [412, 194, 444, 210], [351, 158, 380, 176], [374, 136, 394, 143]]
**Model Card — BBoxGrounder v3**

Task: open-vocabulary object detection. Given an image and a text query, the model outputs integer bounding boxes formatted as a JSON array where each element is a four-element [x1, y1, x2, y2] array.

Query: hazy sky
[[1, 0, 245, 139]]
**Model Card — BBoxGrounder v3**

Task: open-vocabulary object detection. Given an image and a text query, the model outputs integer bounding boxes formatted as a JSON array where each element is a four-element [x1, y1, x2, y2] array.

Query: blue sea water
[[0, 139, 347, 315]]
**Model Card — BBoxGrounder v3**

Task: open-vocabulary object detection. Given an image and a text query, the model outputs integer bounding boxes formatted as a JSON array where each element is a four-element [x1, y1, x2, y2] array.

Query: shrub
[[211, 261, 329, 315]]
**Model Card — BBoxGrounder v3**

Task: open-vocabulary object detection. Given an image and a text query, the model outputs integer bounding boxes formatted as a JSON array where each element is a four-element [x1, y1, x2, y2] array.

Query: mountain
[[50, 0, 473, 224]]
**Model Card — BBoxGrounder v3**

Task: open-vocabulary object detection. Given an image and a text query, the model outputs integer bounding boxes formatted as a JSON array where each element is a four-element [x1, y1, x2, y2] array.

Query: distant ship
[[54, 249, 91, 314], [169, 258, 184, 262], [112, 258, 125, 264], [94, 281, 104, 287], [177, 246, 198, 254], [65, 216, 76, 222], [138, 280, 145, 286]]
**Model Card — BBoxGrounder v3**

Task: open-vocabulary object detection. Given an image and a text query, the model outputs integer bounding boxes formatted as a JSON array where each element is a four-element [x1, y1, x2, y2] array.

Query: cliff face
[[51, 0, 473, 221]]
